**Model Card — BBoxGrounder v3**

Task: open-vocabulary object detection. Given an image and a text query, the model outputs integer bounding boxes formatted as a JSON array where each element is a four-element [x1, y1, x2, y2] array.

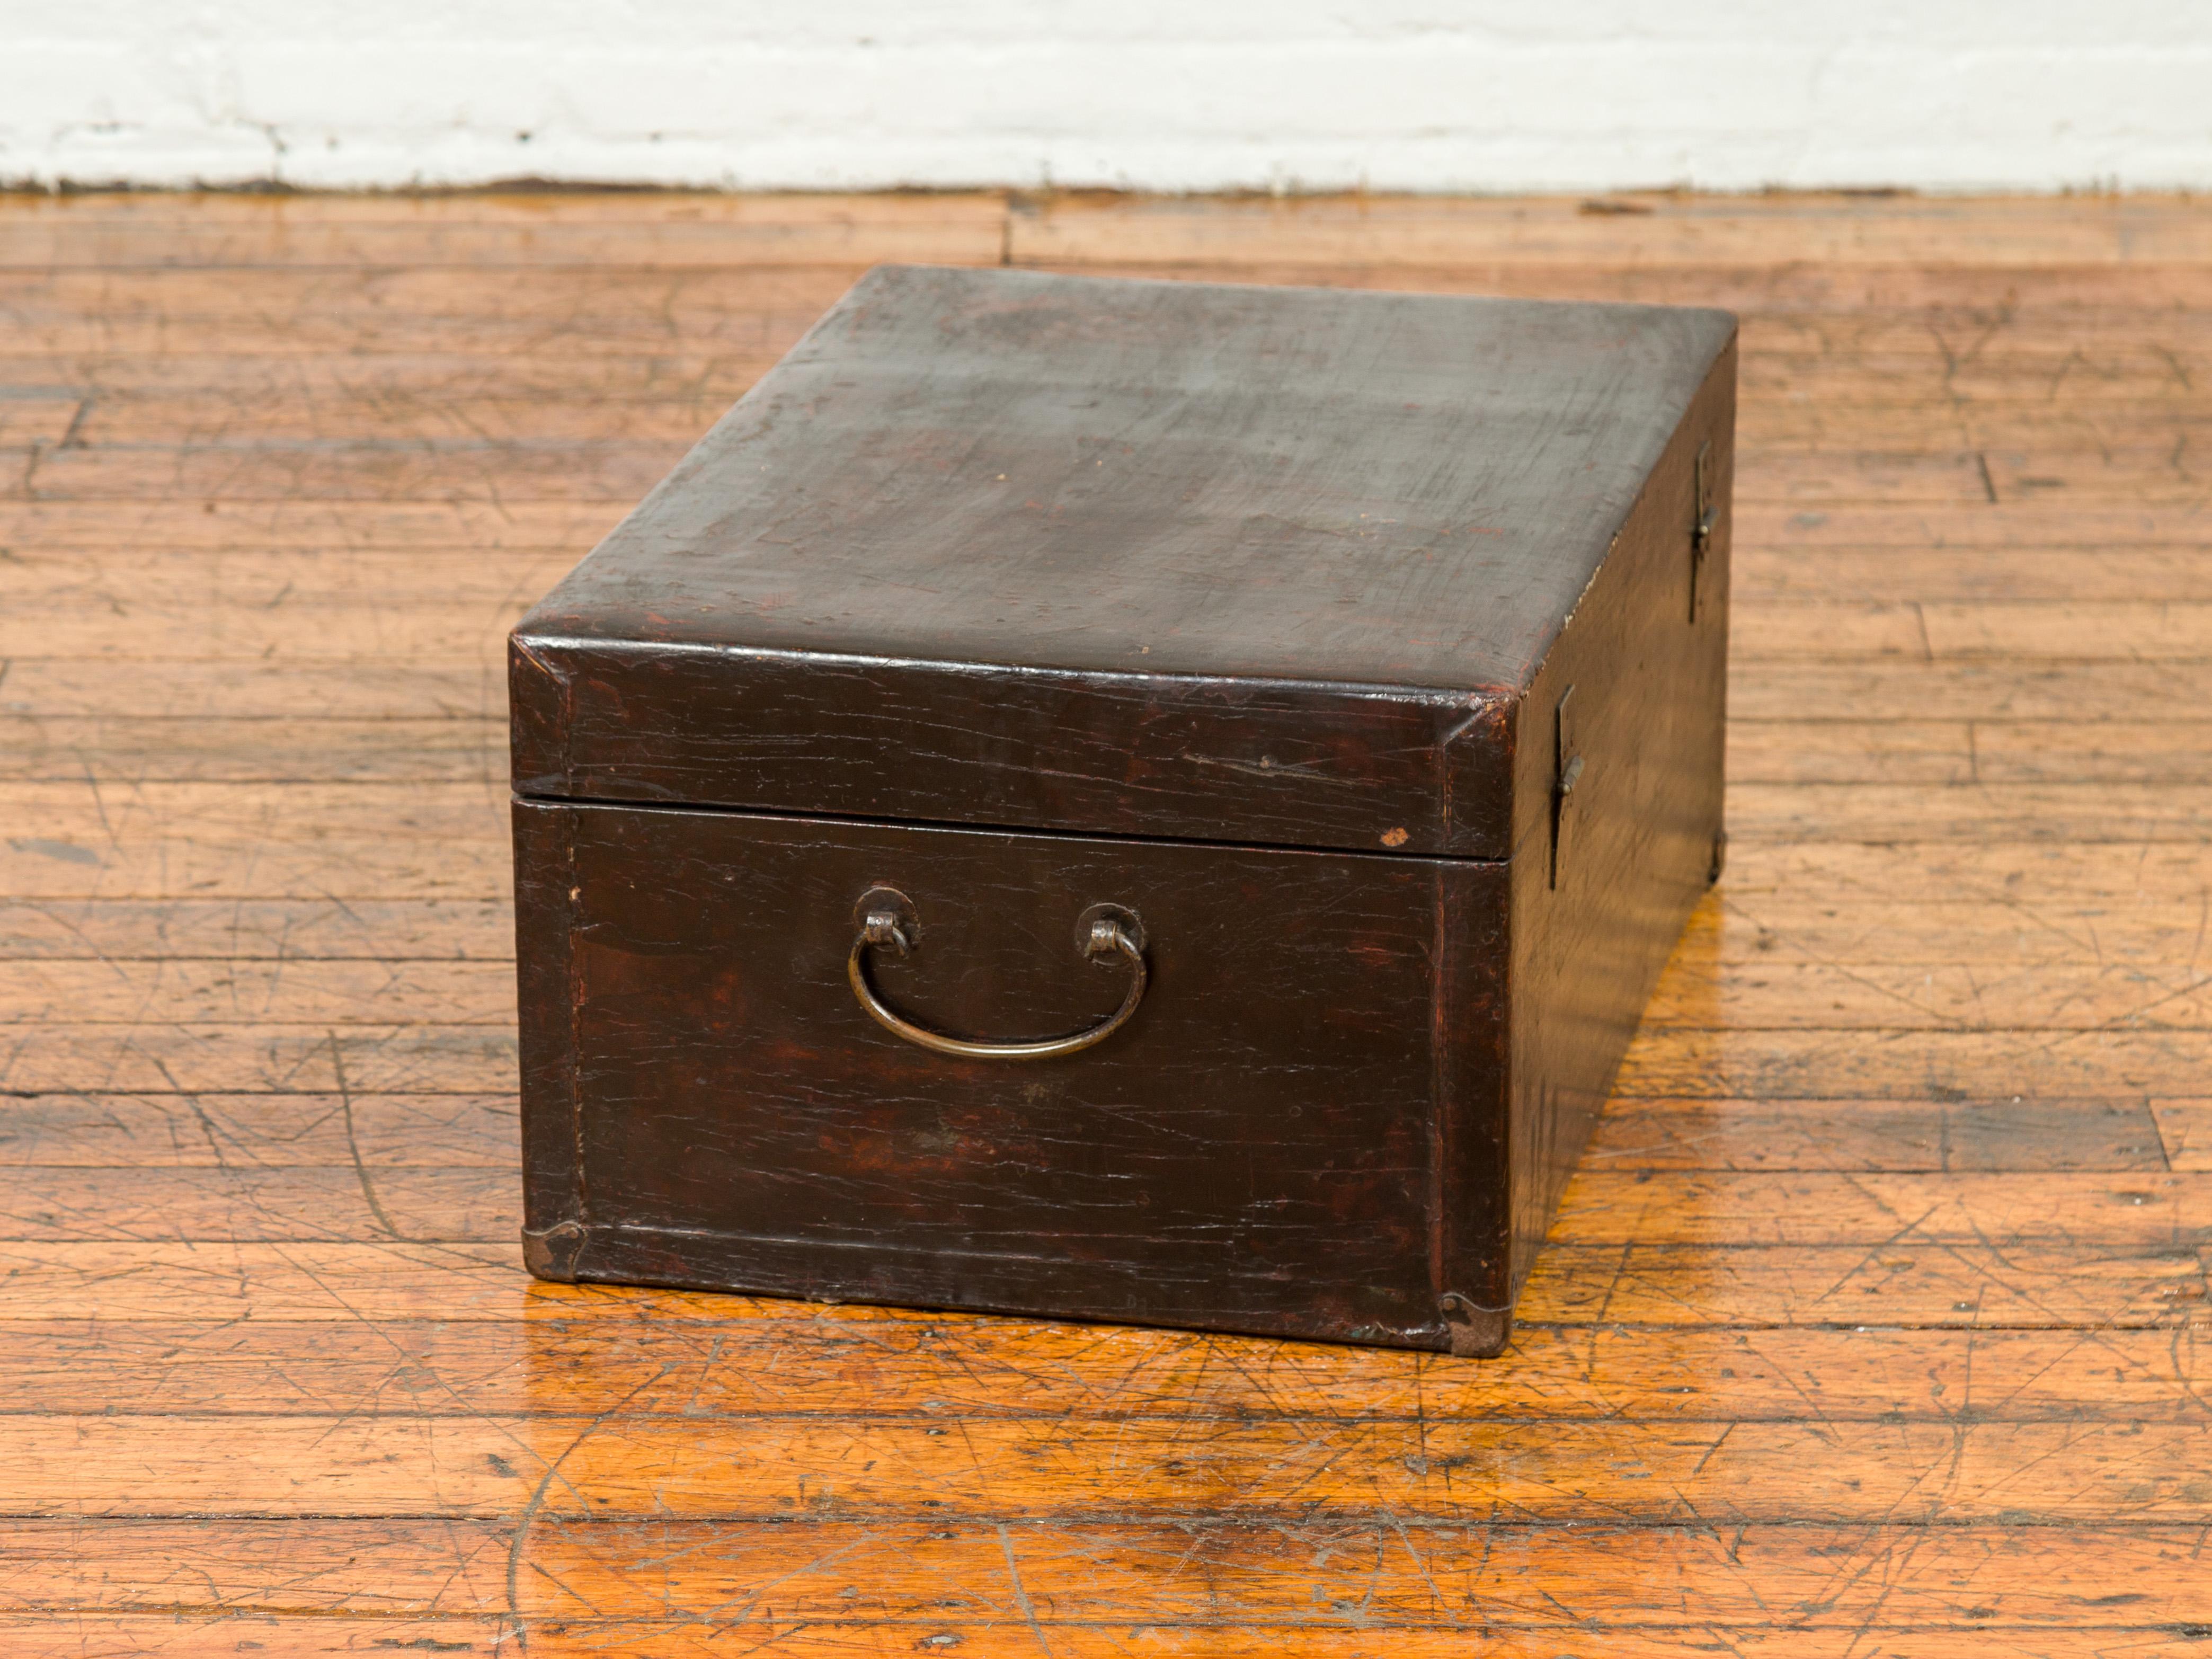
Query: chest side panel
[[513, 800, 1508, 1351], [1504, 336, 1738, 1297]]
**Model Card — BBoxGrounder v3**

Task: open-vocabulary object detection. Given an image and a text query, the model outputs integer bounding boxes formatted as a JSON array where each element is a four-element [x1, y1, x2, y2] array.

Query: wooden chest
[[510, 264, 1736, 1357]]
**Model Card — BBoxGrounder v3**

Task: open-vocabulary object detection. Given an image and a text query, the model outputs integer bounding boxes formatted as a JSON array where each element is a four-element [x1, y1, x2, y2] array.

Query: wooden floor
[[2, 189, 2209, 1655]]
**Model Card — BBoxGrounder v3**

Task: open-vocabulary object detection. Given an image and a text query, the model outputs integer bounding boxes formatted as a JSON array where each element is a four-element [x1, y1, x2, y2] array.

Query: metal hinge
[[1550, 685, 1582, 890], [1690, 437, 1717, 622]]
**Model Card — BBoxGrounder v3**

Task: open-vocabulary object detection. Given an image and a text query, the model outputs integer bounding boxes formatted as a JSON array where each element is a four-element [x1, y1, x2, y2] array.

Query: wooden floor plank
[[1737, 549, 2212, 604], [13, 1412, 2212, 1523], [1615, 1026, 2212, 1097], [1725, 782, 2212, 842], [13, 1616, 2211, 1658], [1729, 720, 2212, 786], [0, 546, 583, 599], [0, 662, 509, 719], [1642, 959, 2212, 1029], [0, 1165, 518, 1241], [1690, 897, 2212, 966], [13, 1514, 2212, 1629], [2156, 1101, 2212, 1170], [15, 255, 2212, 331], [1730, 663, 2212, 722], [0, 498, 620, 548], [1719, 840, 2212, 902], [0, 1240, 532, 1321], [0, 899, 513, 959], [0, 717, 510, 783], [0, 841, 511, 901], [0, 959, 512, 1023], [0, 1025, 517, 1094], [1004, 191, 2212, 267], [0, 1093, 516, 1166], [1588, 1097, 2173, 1170], [1, 1319, 2207, 1421], [4, 1237, 2195, 1330]]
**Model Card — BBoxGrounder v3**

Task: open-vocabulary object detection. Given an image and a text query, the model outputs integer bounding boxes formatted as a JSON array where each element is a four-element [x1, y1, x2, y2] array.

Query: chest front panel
[[516, 801, 1512, 1349]]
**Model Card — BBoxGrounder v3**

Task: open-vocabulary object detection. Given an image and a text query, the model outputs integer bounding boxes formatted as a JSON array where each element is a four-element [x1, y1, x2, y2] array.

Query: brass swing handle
[[847, 904, 1147, 1061]]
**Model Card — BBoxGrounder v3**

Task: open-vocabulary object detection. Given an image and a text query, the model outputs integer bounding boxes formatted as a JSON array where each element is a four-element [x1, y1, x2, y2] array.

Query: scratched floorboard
[[1, 188, 2209, 1656]]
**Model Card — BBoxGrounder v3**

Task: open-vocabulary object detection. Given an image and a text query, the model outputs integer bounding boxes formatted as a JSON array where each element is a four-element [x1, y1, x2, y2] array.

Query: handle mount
[[847, 889, 1148, 1061]]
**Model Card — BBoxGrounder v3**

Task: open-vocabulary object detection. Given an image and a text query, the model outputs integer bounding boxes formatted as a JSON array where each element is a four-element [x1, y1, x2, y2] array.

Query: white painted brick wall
[[4, 2, 2207, 193]]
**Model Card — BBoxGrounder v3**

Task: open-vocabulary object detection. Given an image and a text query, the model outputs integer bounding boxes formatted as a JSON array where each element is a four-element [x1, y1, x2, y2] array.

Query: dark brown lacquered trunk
[[512, 263, 1735, 1355]]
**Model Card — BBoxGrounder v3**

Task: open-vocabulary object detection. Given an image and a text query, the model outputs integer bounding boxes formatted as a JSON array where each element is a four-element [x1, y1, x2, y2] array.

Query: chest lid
[[512, 264, 1734, 859]]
